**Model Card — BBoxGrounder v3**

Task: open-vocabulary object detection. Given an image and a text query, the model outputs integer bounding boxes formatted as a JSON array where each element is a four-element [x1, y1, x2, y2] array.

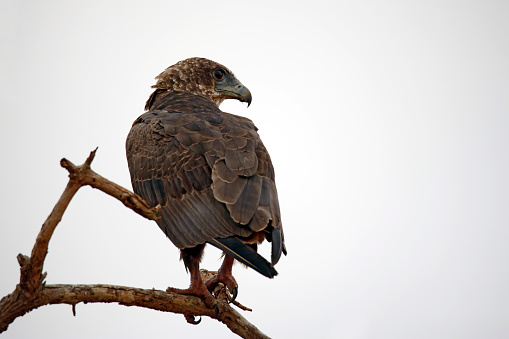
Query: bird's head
[[150, 57, 252, 107]]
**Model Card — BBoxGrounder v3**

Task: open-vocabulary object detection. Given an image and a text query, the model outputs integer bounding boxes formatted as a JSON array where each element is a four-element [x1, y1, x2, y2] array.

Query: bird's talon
[[184, 314, 201, 325], [229, 287, 238, 304]]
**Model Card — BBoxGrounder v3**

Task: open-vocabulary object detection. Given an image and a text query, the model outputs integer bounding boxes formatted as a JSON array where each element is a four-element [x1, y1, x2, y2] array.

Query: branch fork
[[0, 149, 269, 339]]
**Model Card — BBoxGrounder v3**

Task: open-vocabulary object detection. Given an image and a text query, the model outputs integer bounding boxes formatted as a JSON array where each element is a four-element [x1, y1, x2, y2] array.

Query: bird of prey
[[126, 57, 286, 308]]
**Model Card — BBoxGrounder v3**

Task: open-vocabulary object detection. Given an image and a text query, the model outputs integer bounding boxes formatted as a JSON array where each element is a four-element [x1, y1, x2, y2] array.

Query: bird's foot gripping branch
[[0, 150, 270, 339]]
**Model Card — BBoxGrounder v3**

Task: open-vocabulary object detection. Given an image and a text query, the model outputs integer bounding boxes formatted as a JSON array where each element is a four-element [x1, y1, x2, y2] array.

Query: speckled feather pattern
[[150, 58, 234, 106]]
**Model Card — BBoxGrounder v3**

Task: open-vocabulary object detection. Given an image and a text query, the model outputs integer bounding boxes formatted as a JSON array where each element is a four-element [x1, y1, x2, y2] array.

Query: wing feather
[[211, 167, 248, 204], [226, 175, 263, 225]]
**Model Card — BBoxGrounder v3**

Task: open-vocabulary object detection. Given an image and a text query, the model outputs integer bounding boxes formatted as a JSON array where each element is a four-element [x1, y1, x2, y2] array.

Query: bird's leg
[[166, 245, 217, 309], [205, 254, 238, 302]]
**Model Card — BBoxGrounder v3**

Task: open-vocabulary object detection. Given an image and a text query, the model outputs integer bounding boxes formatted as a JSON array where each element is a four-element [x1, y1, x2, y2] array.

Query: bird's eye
[[213, 69, 224, 81]]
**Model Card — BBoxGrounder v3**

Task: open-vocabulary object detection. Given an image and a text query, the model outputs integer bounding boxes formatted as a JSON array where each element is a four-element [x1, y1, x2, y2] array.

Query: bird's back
[[126, 91, 283, 251]]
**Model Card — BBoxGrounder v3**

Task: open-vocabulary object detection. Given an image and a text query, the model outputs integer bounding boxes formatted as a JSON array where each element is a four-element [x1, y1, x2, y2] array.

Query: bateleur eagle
[[125, 58, 286, 308]]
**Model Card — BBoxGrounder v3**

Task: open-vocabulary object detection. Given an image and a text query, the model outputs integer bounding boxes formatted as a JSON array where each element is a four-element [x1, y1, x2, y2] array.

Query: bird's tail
[[208, 237, 278, 278]]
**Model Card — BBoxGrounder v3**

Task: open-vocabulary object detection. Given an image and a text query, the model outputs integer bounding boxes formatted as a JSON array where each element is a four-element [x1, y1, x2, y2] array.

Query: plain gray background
[[1, 1, 508, 338]]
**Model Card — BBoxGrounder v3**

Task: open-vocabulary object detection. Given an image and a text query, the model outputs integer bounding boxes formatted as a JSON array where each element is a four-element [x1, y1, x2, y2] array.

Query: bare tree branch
[[60, 148, 161, 221], [0, 149, 270, 339]]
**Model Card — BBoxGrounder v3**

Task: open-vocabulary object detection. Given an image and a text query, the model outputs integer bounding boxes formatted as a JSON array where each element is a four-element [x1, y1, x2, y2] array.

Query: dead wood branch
[[0, 149, 270, 339]]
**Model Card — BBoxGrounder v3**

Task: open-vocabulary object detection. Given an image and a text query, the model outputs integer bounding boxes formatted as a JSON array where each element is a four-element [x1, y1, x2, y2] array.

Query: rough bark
[[0, 149, 270, 339]]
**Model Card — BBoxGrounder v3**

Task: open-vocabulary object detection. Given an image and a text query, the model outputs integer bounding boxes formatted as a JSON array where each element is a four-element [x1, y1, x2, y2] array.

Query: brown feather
[[226, 175, 263, 225], [211, 174, 248, 205]]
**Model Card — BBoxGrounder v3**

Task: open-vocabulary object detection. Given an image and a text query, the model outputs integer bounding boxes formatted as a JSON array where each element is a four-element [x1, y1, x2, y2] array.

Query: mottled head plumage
[[153, 58, 232, 96], [146, 57, 251, 109]]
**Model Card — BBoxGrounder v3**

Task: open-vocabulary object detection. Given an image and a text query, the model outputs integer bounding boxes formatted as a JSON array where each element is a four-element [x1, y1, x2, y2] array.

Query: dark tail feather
[[208, 237, 278, 278], [271, 227, 284, 265]]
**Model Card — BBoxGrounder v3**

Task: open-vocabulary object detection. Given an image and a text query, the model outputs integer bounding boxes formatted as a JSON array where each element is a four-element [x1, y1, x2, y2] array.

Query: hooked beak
[[236, 84, 252, 107], [216, 78, 252, 107]]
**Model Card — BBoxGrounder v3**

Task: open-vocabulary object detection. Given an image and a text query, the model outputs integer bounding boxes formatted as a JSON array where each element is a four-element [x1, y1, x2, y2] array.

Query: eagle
[[126, 58, 286, 308]]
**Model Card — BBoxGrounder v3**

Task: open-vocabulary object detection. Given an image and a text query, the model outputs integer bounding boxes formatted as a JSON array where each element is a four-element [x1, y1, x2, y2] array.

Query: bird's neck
[[144, 90, 220, 112]]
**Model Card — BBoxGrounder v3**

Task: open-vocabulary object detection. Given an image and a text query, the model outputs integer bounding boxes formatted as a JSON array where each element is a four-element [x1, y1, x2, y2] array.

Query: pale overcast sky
[[1, 1, 508, 338]]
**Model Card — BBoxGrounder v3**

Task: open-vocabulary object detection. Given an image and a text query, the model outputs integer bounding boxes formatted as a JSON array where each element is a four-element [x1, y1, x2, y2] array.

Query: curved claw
[[184, 314, 202, 325], [229, 287, 238, 304], [214, 304, 220, 318]]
